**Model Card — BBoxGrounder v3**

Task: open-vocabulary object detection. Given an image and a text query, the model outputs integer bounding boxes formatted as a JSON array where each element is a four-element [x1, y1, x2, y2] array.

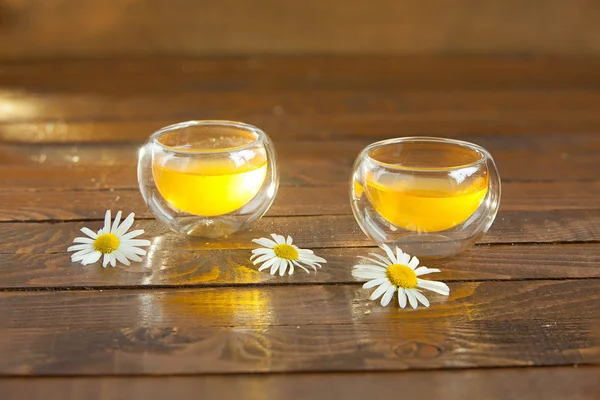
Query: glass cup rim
[[149, 120, 265, 155], [364, 136, 490, 172]]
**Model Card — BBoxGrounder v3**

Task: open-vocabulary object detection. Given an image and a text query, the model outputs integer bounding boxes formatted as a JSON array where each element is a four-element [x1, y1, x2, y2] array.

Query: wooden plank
[[4, 114, 600, 143], [1, 367, 598, 400], [1, 135, 599, 190], [1, 181, 600, 222], [1, 280, 598, 374], [3, 57, 600, 93], [1, 210, 599, 255], [3, 134, 598, 169], [1, 1, 600, 57], [3, 90, 600, 123], [0, 186, 350, 222], [1, 244, 599, 289]]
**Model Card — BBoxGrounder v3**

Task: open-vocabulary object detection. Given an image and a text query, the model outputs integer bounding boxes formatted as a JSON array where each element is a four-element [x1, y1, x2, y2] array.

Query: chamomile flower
[[352, 244, 450, 308], [67, 210, 151, 268], [251, 234, 327, 275]]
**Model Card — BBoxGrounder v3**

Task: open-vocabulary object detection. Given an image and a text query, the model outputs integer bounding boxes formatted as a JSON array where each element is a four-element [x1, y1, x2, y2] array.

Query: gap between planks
[[1, 276, 600, 293]]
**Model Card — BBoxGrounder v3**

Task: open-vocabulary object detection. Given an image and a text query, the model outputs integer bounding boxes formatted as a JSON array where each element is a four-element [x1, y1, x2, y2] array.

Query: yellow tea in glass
[[153, 146, 268, 217], [138, 121, 278, 237], [351, 137, 500, 258]]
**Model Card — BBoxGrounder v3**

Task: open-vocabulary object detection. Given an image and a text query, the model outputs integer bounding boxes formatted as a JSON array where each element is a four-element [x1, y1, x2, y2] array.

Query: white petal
[[408, 256, 420, 269], [120, 245, 147, 256], [413, 290, 430, 307], [120, 229, 145, 240], [67, 243, 93, 252], [296, 246, 312, 253], [382, 244, 397, 264], [398, 288, 407, 308], [72, 237, 94, 244], [299, 260, 318, 271], [286, 236, 293, 245], [279, 260, 288, 276], [82, 251, 102, 265], [288, 261, 295, 275], [252, 237, 277, 248], [114, 250, 131, 266], [111, 211, 122, 234], [102, 254, 110, 268], [120, 249, 143, 262], [353, 265, 387, 273], [121, 239, 151, 247], [363, 277, 389, 289], [370, 281, 392, 301], [300, 255, 327, 264], [395, 247, 405, 264], [257, 257, 277, 272], [381, 285, 397, 307], [251, 247, 273, 256], [368, 252, 393, 266], [405, 289, 419, 309], [252, 253, 275, 265], [352, 269, 386, 280], [250, 250, 269, 262], [292, 260, 310, 273], [103, 210, 112, 233], [116, 213, 135, 236], [270, 233, 286, 244], [398, 253, 410, 265], [71, 248, 94, 262], [270, 258, 282, 275], [414, 267, 441, 276], [358, 256, 389, 268], [417, 279, 450, 296], [80, 227, 98, 239], [109, 254, 117, 268]]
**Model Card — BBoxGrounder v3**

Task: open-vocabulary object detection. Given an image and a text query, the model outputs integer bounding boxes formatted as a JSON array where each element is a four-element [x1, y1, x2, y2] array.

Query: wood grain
[[5, 113, 600, 143], [3, 89, 600, 123], [1, 367, 599, 400], [1, 1, 600, 57], [1, 180, 600, 222], [1, 244, 599, 289], [1, 210, 599, 255], [1, 134, 599, 190], [1, 280, 598, 374], [1, 52, 599, 391], [0, 186, 351, 221], [3, 57, 600, 93]]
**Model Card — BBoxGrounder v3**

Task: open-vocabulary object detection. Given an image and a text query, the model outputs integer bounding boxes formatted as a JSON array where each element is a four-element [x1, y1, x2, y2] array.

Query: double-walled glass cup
[[138, 121, 278, 237], [350, 137, 500, 258]]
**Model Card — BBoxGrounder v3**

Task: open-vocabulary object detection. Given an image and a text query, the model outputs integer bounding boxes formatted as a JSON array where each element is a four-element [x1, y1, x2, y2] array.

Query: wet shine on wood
[[1, 244, 599, 289], [1, 55, 599, 398], [1, 210, 599, 256], [1, 280, 599, 375], [1, 368, 599, 400]]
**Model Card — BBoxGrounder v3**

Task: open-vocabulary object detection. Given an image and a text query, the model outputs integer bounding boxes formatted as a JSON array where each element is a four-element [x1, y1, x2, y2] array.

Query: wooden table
[[0, 56, 598, 399]]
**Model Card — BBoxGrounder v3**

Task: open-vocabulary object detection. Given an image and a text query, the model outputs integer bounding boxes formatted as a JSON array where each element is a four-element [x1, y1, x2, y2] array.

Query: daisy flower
[[352, 244, 450, 308], [67, 210, 151, 268], [251, 234, 327, 275]]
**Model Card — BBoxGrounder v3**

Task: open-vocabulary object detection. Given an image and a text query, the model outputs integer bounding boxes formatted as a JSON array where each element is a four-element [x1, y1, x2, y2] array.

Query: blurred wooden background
[[1, 2, 600, 399], [1, 0, 600, 58]]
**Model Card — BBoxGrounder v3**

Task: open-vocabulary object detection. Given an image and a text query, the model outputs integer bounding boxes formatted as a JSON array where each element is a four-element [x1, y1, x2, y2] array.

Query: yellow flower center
[[273, 244, 299, 260], [94, 233, 120, 254], [386, 264, 417, 289]]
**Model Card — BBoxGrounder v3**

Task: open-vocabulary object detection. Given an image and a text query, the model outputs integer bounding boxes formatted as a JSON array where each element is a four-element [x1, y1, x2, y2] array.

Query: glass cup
[[138, 120, 279, 237], [350, 137, 500, 259]]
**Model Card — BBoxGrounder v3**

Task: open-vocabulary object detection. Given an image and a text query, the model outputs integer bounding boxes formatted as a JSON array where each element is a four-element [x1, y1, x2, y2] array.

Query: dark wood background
[[0, 1, 599, 399]]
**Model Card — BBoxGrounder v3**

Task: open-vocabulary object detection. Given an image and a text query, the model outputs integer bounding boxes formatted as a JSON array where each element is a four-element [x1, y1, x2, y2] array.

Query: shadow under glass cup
[[350, 137, 500, 259], [138, 121, 279, 238]]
